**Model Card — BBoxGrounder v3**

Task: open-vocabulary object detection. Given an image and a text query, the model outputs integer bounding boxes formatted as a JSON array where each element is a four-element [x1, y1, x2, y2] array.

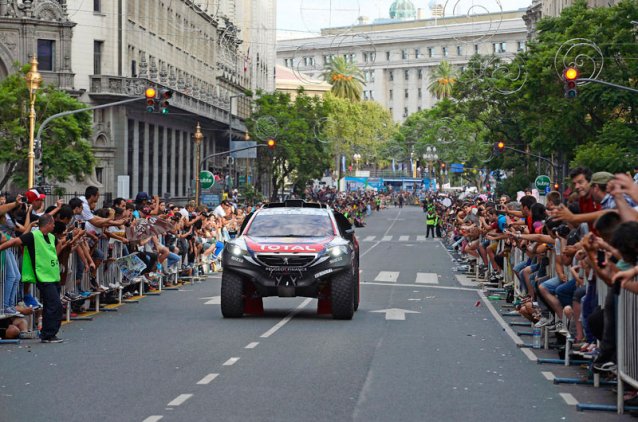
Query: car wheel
[[221, 272, 244, 318], [331, 271, 354, 320], [353, 262, 360, 312]]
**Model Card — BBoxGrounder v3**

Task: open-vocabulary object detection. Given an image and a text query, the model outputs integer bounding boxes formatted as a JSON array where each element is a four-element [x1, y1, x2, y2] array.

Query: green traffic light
[[161, 108, 169, 115]]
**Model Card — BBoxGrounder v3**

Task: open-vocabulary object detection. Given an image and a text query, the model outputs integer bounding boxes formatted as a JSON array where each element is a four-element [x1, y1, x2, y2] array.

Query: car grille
[[256, 254, 316, 267]]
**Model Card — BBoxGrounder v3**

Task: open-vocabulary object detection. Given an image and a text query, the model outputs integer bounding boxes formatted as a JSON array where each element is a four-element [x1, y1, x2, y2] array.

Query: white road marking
[[370, 308, 420, 321], [197, 373, 219, 385], [416, 235, 426, 242], [382, 235, 392, 242], [363, 235, 376, 242], [399, 235, 409, 241], [260, 298, 312, 338], [143, 417, 163, 422], [364, 282, 476, 292], [542, 371, 555, 381], [360, 209, 403, 258], [245, 342, 259, 349], [223, 357, 240, 366], [415, 273, 439, 284], [167, 394, 193, 407], [560, 393, 579, 406], [455, 274, 476, 287], [477, 290, 537, 362], [199, 296, 220, 305], [374, 271, 399, 283]]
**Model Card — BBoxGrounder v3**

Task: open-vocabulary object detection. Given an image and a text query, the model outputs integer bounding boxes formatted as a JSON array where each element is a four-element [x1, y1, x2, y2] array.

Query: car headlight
[[328, 245, 348, 257], [228, 244, 246, 256]]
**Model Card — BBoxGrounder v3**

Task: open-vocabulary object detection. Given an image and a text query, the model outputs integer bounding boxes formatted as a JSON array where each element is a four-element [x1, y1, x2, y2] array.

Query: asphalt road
[[0, 205, 627, 421]]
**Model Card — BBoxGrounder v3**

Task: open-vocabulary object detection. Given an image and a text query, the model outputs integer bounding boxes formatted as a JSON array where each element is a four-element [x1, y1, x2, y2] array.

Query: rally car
[[220, 200, 360, 319]]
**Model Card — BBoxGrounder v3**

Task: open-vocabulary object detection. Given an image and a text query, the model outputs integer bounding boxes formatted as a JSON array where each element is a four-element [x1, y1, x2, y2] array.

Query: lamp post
[[25, 56, 42, 189], [423, 146, 438, 190], [193, 122, 204, 207], [353, 153, 361, 173]]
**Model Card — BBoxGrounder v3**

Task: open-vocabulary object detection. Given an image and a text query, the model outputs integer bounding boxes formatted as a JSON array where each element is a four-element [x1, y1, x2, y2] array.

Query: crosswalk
[[360, 235, 437, 242], [367, 271, 440, 285]]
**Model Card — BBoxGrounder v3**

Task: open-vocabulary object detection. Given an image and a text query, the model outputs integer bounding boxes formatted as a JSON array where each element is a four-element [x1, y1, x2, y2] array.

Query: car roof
[[255, 207, 332, 216]]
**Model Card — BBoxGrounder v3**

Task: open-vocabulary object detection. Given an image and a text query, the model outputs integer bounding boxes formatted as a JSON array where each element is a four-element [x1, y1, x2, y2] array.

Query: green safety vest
[[426, 212, 436, 225], [22, 231, 60, 284]]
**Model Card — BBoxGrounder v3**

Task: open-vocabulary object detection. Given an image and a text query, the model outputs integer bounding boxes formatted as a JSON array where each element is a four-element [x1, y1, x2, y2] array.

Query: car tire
[[221, 272, 244, 318], [331, 271, 354, 320], [353, 262, 360, 312]]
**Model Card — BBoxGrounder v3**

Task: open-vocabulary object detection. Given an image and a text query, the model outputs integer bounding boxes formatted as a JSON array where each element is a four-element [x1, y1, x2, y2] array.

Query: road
[[0, 205, 626, 421]]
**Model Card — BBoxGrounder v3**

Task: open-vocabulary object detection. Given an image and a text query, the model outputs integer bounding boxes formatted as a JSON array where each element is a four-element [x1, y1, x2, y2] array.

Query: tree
[[322, 56, 365, 102], [246, 90, 331, 200], [428, 61, 459, 99], [0, 65, 94, 190]]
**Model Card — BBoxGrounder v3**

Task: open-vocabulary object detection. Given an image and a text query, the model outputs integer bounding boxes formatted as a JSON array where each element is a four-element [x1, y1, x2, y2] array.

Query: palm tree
[[428, 61, 459, 99], [322, 56, 365, 102]]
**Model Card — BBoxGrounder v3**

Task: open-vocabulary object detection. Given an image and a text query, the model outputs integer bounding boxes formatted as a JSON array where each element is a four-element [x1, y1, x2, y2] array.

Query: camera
[[554, 224, 571, 238], [597, 249, 606, 268]]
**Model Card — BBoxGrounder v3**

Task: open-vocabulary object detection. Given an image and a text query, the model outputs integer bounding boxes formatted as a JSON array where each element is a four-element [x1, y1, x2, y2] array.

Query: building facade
[[524, 0, 620, 38], [0, 0, 276, 198], [277, 9, 528, 122]]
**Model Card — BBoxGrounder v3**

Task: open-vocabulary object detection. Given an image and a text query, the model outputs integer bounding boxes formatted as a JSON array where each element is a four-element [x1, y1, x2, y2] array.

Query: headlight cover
[[228, 244, 247, 256], [328, 245, 348, 257]]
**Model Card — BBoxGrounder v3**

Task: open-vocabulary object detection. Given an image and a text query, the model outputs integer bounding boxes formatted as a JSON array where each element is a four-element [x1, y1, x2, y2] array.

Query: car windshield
[[247, 213, 334, 237]]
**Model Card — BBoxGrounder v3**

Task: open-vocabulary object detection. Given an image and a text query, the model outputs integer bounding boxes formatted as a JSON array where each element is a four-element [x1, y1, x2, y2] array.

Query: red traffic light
[[267, 138, 276, 149]]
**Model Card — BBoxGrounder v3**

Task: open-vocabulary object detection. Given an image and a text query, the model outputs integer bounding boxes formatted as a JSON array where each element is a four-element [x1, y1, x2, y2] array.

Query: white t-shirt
[[76, 196, 98, 233], [213, 205, 226, 219]]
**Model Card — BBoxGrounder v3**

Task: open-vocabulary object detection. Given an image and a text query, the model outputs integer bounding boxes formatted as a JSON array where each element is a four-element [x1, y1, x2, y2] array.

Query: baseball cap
[[135, 192, 151, 203], [25, 189, 46, 204], [591, 172, 614, 185]]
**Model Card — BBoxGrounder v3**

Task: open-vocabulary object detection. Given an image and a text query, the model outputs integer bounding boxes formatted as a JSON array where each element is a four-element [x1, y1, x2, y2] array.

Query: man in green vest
[[425, 206, 437, 238], [0, 214, 63, 343]]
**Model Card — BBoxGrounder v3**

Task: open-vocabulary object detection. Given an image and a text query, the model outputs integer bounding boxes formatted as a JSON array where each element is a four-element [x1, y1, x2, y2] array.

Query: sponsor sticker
[[329, 256, 344, 264], [266, 266, 308, 272], [314, 268, 334, 278], [230, 256, 244, 263]]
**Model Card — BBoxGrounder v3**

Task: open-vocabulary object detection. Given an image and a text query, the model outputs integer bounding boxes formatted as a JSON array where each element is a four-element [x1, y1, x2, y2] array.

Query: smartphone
[[597, 250, 606, 268]]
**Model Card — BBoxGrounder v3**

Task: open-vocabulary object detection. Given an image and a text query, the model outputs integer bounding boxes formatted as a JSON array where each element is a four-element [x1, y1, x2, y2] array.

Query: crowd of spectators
[[440, 167, 638, 405]]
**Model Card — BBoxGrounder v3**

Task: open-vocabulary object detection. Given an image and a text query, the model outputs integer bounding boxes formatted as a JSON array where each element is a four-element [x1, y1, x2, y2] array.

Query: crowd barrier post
[[0, 248, 20, 344], [616, 283, 638, 414]]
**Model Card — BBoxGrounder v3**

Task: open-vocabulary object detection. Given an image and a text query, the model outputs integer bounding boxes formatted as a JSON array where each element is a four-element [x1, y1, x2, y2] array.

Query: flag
[[341, 155, 346, 172]]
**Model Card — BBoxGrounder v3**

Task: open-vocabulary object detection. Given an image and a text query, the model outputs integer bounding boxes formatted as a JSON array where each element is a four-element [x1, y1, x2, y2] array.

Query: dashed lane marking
[[399, 235, 409, 241], [416, 235, 426, 241], [364, 282, 475, 292], [542, 371, 555, 381], [143, 417, 163, 422], [415, 273, 439, 284], [455, 274, 476, 287], [363, 235, 376, 242], [560, 393, 579, 406], [245, 342, 259, 349], [196, 373, 219, 385], [167, 394, 193, 407], [223, 357, 240, 366], [260, 298, 313, 338], [382, 235, 392, 242], [374, 271, 399, 283]]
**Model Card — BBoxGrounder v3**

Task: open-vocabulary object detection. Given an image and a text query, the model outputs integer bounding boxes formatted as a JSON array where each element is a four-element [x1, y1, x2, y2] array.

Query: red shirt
[[579, 194, 601, 231]]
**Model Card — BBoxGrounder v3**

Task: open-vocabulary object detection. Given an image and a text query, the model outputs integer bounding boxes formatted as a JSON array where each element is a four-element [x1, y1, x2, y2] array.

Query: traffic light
[[35, 160, 44, 186], [495, 141, 505, 154], [158, 88, 173, 115], [267, 138, 276, 150], [553, 183, 560, 191], [563, 67, 579, 99], [145, 87, 157, 112], [440, 162, 446, 170]]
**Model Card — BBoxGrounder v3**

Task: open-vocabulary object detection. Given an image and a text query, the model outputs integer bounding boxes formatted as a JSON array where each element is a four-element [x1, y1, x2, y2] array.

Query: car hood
[[245, 236, 334, 253]]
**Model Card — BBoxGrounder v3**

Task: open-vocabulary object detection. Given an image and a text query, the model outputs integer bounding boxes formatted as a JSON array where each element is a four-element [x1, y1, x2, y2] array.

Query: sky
[[276, 0, 533, 39]]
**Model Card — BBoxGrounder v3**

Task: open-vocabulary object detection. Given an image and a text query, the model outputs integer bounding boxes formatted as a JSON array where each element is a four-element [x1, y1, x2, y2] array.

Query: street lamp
[[423, 146, 438, 189], [193, 122, 204, 207], [25, 56, 42, 189], [353, 153, 361, 172]]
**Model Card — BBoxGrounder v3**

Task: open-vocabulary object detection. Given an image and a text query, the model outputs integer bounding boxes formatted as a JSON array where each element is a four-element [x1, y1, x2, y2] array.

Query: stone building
[[277, 2, 528, 122], [0, 0, 276, 199], [524, 0, 620, 38]]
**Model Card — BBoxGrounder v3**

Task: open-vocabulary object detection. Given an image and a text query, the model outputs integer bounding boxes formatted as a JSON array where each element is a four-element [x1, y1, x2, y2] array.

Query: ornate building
[[0, 0, 276, 198], [524, 0, 620, 38]]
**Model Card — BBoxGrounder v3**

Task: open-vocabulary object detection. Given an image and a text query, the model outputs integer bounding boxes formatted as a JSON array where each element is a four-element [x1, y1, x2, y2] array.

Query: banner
[[126, 217, 173, 242]]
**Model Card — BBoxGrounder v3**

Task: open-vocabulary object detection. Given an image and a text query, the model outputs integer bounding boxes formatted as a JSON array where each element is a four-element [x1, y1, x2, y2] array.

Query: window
[[404, 69, 409, 80], [404, 89, 409, 98], [418, 88, 422, 98], [389, 107, 393, 115], [284, 58, 293, 67], [386, 51, 391, 61], [493, 42, 506, 53], [369, 90, 374, 100], [401, 49, 408, 60], [37, 39, 55, 71], [94, 40, 104, 75], [474, 44, 479, 54], [418, 69, 423, 79], [415, 48, 421, 58], [363, 91, 369, 100], [456, 46, 462, 56], [131, 59, 137, 77], [442, 47, 448, 57], [94, 0, 101, 12], [389, 89, 393, 100], [323, 55, 331, 64], [517, 41, 526, 51], [388, 70, 394, 81], [303, 57, 314, 66], [363, 52, 369, 63], [427, 47, 433, 58], [417, 106, 422, 111], [95, 167, 103, 184], [403, 107, 408, 117]]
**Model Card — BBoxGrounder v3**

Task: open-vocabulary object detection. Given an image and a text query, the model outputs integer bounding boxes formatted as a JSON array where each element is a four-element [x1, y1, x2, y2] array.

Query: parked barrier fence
[[616, 283, 638, 414]]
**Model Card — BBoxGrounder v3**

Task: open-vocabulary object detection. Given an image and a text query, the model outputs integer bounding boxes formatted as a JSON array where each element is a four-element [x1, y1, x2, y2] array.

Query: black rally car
[[220, 200, 360, 319]]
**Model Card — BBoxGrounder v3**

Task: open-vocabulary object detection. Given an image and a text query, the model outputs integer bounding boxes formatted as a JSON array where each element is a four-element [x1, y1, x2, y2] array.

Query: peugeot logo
[[282, 257, 289, 265]]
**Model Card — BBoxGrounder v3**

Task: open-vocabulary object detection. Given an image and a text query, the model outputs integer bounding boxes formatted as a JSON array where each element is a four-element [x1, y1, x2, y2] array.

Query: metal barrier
[[617, 284, 638, 414]]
